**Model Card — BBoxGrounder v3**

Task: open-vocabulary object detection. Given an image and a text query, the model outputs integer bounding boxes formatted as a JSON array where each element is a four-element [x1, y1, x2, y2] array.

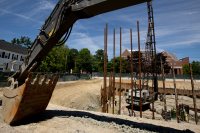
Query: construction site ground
[[0, 78, 199, 133]]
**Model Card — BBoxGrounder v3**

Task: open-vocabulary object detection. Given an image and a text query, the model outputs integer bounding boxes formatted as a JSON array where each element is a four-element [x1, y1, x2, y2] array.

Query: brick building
[[121, 49, 146, 59], [161, 51, 189, 75], [121, 49, 189, 75]]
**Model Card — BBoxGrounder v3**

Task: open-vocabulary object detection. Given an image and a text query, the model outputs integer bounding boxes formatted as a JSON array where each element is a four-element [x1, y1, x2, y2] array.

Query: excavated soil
[[0, 78, 199, 133], [51, 79, 102, 111]]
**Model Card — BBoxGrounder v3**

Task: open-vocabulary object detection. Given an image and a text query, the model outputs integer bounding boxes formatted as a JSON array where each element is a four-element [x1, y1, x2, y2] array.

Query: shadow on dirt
[[12, 109, 194, 133]]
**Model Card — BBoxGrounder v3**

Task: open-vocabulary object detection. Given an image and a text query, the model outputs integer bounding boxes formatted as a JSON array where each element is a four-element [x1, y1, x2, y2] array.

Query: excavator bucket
[[2, 73, 58, 125]]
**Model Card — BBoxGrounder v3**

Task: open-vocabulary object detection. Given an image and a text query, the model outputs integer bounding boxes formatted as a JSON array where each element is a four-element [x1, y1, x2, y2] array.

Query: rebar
[[119, 27, 122, 115], [172, 64, 179, 123], [112, 28, 116, 114], [103, 24, 108, 113], [137, 21, 142, 118], [190, 63, 198, 124], [161, 57, 167, 120], [130, 28, 135, 116]]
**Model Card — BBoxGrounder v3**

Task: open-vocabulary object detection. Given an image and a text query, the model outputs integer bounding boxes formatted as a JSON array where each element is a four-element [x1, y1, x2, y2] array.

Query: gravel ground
[[0, 104, 196, 133]]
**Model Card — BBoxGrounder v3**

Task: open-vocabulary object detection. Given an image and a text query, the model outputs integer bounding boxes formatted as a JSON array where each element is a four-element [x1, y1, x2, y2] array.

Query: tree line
[[10, 36, 200, 75]]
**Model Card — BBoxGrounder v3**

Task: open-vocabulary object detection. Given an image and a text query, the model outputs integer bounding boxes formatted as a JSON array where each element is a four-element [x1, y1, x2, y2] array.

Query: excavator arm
[[3, 0, 150, 124], [15, 0, 149, 84]]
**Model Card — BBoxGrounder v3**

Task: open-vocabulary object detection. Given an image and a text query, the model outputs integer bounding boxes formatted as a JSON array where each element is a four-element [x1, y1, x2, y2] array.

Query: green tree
[[154, 53, 171, 74], [183, 61, 200, 75], [192, 61, 200, 75], [67, 48, 79, 73], [110, 57, 128, 73], [11, 36, 32, 48], [76, 48, 93, 73], [93, 49, 104, 72], [126, 51, 145, 74], [38, 45, 69, 72], [183, 64, 190, 75]]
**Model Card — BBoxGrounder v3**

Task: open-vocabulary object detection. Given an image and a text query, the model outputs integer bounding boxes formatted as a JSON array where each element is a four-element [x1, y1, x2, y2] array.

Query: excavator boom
[[2, 0, 150, 124], [16, 0, 149, 84]]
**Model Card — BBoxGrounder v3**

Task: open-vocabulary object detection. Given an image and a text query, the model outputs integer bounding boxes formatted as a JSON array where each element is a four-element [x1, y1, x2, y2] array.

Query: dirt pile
[[50, 79, 102, 111]]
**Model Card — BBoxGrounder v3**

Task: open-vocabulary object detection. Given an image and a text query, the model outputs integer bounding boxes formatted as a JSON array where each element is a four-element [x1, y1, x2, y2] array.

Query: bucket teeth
[[2, 73, 59, 124]]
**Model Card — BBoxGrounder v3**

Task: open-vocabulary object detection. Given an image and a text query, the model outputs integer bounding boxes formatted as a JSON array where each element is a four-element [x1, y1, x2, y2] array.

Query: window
[[20, 56, 25, 61], [6, 63, 8, 70], [12, 54, 18, 60], [4, 52, 9, 59], [2, 52, 5, 58]]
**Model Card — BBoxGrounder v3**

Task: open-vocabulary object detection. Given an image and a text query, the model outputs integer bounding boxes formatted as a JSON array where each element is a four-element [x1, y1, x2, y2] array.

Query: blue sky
[[0, 0, 200, 61]]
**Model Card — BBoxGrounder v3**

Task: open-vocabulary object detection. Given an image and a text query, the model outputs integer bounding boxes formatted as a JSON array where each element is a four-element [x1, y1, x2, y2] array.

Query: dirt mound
[[50, 79, 102, 111]]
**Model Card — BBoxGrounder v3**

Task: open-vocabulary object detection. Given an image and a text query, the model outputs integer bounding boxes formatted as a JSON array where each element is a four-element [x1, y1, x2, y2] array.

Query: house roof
[[161, 51, 178, 61], [122, 49, 130, 57], [0, 39, 28, 55]]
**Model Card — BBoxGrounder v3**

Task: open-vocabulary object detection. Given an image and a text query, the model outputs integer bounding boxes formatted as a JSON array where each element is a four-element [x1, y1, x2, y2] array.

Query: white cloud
[[0, 0, 56, 23], [161, 36, 200, 47], [38, 0, 55, 10], [23, 0, 55, 20], [157, 31, 200, 49], [67, 26, 149, 59], [182, 11, 199, 15], [68, 32, 101, 54], [0, 9, 42, 23], [0, 0, 199, 61]]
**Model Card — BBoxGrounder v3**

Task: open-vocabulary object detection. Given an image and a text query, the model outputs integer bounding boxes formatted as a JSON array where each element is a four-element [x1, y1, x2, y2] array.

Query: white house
[[0, 39, 28, 72]]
